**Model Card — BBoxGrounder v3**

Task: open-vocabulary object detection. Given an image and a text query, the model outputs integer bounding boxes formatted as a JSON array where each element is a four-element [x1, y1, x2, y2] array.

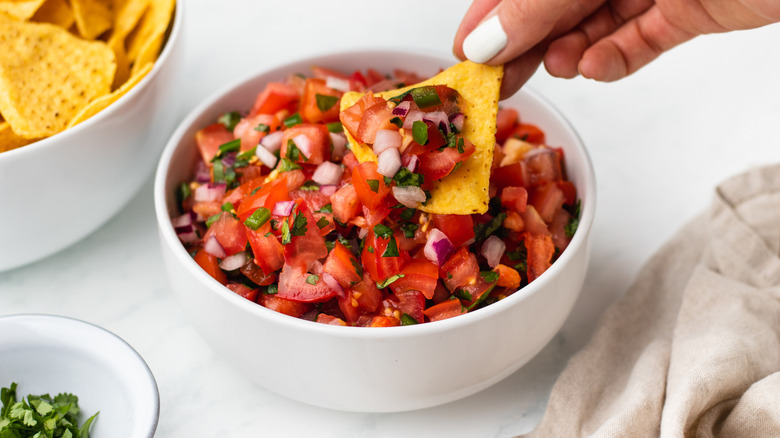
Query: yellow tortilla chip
[[126, 0, 173, 64], [0, 122, 39, 152], [30, 0, 74, 28], [340, 61, 503, 215], [71, 0, 112, 40], [0, 0, 45, 20], [67, 61, 152, 128], [110, 0, 148, 38], [0, 15, 116, 138], [130, 30, 162, 75], [109, 36, 131, 89]]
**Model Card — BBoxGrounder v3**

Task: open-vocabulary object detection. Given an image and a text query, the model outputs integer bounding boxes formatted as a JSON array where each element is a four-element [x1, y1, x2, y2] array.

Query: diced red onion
[[450, 112, 465, 133], [392, 185, 426, 208], [204, 235, 226, 258], [322, 272, 345, 298], [481, 235, 506, 269], [194, 161, 210, 183], [310, 260, 324, 276], [392, 100, 411, 116], [219, 251, 250, 271], [260, 131, 284, 152], [330, 132, 347, 160], [376, 148, 401, 177], [402, 110, 424, 130], [373, 129, 402, 155], [312, 162, 344, 186], [221, 152, 237, 168], [423, 111, 449, 135], [424, 228, 454, 266], [404, 154, 419, 173], [325, 76, 350, 92], [319, 184, 337, 196], [172, 213, 198, 243], [358, 227, 368, 239], [255, 145, 278, 168], [292, 134, 313, 159], [273, 200, 295, 217], [194, 183, 226, 202]]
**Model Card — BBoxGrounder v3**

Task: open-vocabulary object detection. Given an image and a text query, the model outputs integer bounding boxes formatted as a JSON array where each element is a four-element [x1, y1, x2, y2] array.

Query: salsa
[[173, 66, 580, 327]]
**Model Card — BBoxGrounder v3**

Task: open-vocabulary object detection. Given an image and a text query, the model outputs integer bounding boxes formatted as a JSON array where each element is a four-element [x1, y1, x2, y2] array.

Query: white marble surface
[[2, 1, 780, 436]]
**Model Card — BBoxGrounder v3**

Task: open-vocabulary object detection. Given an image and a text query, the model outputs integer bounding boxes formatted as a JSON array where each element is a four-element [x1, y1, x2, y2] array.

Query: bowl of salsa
[[154, 50, 595, 412]]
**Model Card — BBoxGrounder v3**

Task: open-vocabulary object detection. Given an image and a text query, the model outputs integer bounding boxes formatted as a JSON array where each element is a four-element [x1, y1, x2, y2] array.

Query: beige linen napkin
[[521, 164, 780, 438]]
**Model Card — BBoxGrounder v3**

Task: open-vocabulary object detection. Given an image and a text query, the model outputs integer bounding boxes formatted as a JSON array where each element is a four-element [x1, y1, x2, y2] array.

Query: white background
[[2, 1, 780, 436]]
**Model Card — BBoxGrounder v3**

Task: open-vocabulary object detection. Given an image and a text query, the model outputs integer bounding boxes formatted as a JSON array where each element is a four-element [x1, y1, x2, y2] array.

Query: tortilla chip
[[71, 0, 112, 40], [126, 0, 173, 64], [0, 15, 116, 138], [30, 0, 74, 28], [67, 61, 151, 128], [130, 30, 162, 75], [0, 121, 39, 152], [0, 0, 45, 20], [110, 0, 148, 38], [340, 61, 503, 214]]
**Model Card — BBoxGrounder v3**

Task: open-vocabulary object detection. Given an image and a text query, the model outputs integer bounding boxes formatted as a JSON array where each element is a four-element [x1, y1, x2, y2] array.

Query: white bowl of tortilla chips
[[155, 50, 595, 412], [0, 0, 183, 271]]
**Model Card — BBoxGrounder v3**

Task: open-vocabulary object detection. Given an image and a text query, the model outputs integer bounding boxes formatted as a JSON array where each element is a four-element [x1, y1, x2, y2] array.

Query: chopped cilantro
[[244, 207, 271, 230], [221, 202, 234, 212], [400, 222, 418, 238], [218, 111, 242, 131], [254, 123, 270, 133], [473, 212, 506, 242], [316, 94, 339, 112], [412, 120, 428, 145], [286, 139, 303, 161], [565, 200, 582, 238], [326, 122, 343, 133], [454, 289, 472, 301], [278, 157, 302, 172], [367, 245, 374, 254], [177, 182, 191, 209], [216, 138, 241, 158], [399, 207, 416, 221], [373, 224, 393, 239], [306, 274, 319, 285], [280, 219, 291, 244], [317, 203, 333, 213], [283, 112, 302, 128], [367, 179, 379, 193], [205, 213, 221, 228], [390, 116, 403, 128], [299, 181, 320, 191], [376, 273, 405, 289], [250, 185, 263, 195], [290, 210, 308, 237], [266, 284, 278, 295], [316, 216, 330, 229], [400, 313, 418, 325], [381, 237, 400, 257], [393, 168, 424, 188], [480, 271, 499, 283]]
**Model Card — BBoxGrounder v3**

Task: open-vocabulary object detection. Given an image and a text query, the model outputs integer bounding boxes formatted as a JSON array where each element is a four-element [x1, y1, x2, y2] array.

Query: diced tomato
[[193, 249, 227, 285], [526, 149, 562, 186], [245, 222, 284, 275], [311, 66, 349, 80], [276, 264, 338, 303], [361, 230, 408, 283], [313, 212, 335, 236], [289, 188, 331, 212], [549, 208, 573, 251], [439, 246, 480, 291], [280, 123, 332, 165], [195, 123, 234, 163], [249, 82, 300, 117], [338, 277, 383, 324], [522, 205, 551, 236], [351, 161, 390, 210], [492, 162, 529, 189], [330, 184, 361, 223], [524, 232, 555, 282], [557, 180, 577, 205], [356, 101, 394, 144], [390, 290, 426, 324], [341, 151, 359, 171], [423, 299, 465, 322], [239, 260, 277, 286], [203, 212, 248, 257], [405, 121, 447, 156], [369, 315, 400, 327], [323, 241, 362, 289], [364, 68, 385, 87], [530, 182, 565, 223], [258, 293, 311, 317], [283, 201, 328, 270], [316, 313, 347, 326], [226, 283, 259, 302], [234, 114, 280, 152], [223, 177, 264, 210], [300, 78, 343, 124], [495, 108, 519, 143], [339, 91, 384, 138], [192, 201, 221, 220], [501, 186, 528, 213], [503, 211, 525, 232], [430, 214, 475, 248], [513, 123, 545, 144], [348, 70, 368, 91], [417, 138, 475, 182], [495, 264, 521, 289], [236, 174, 292, 221], [362, 197, 394, 227], [390, 255, 438, 299]]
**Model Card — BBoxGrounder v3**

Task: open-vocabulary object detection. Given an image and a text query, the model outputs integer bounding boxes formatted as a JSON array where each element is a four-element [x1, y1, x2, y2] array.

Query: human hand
[[453, 0, 780, 98]]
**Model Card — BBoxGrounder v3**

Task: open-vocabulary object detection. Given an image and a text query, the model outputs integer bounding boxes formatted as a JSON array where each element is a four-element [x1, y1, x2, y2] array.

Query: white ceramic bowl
[[154, 50, 596, 413], [0, 314, 159, 436], [0, 2, 185, 272]]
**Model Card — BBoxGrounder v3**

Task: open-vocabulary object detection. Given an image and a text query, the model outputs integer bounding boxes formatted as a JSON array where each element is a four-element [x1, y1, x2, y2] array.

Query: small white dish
[[0, 314, 159, 437]]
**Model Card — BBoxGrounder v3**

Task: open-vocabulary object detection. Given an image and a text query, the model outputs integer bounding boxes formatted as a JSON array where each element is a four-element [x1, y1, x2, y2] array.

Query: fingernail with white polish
[[462, 15, 507, 64]]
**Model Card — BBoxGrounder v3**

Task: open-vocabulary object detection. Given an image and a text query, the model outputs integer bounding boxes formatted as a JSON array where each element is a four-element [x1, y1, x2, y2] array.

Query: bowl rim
[[0, 313, 160, 436], [154, 48, 596, 339], [0, 0, 184, 162]]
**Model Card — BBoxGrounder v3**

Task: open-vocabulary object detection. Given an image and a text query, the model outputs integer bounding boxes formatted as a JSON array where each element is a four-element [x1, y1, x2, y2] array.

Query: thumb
[[457, 0, 573, 64]]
